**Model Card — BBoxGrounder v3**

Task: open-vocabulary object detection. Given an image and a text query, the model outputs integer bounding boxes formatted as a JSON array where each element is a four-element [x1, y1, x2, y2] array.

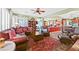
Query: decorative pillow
[[15, 27, 23, 34], [71, 35, 78, 42], [22, 27, 28, 32], [9, 28, 16, 39]]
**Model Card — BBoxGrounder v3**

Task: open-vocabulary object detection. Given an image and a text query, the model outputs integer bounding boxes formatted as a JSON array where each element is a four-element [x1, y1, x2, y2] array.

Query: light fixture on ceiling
[[32, 8, 45, 14]]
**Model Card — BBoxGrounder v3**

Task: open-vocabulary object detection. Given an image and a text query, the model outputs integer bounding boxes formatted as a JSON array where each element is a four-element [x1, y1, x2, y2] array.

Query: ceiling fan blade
[[40, 11, 45, 12], [31, 9, 36, 11], [31, 10, 35, 11], [32, 11, 36, 14], [31, 8, 45, 15], [38, 12, 41, 14]]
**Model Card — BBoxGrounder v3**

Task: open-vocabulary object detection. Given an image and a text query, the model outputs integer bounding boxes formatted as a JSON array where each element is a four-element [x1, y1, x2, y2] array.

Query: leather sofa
[[58, 33, 74, 45]]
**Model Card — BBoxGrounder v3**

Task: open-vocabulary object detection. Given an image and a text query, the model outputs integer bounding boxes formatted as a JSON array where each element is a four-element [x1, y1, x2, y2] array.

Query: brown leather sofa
[[58, 33, 74, 45]]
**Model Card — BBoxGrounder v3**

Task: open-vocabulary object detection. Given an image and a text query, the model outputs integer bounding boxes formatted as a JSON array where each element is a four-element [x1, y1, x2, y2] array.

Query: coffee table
[[0, 41, 16, 51]]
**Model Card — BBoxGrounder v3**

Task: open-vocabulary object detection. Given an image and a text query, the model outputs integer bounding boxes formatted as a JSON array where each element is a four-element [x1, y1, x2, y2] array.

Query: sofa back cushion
[[27, 27, 32, 32], [22, 27, 28, 32]]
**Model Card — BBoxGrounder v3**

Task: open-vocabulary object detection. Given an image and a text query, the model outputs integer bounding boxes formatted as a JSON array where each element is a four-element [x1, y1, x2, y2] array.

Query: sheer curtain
[[12, 15, 19, 27], [0, 8, 2, 31], [0, 8, 11, 31], [0, 8, 29, 31], [12, 15, 28, 27]]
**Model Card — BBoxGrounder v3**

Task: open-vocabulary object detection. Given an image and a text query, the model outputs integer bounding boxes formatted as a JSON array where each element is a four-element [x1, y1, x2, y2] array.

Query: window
[[18, 19, 28, 27]]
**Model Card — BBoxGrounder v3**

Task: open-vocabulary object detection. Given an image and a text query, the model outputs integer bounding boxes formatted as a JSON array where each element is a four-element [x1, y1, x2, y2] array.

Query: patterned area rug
[[27, 37, 61, 51]]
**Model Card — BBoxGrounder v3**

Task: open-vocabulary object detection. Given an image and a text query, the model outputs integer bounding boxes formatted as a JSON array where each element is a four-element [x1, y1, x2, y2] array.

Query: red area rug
[[28, 37, 60, 51]]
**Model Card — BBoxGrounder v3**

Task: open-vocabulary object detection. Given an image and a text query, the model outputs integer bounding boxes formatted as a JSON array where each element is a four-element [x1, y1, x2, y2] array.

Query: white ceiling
[[59, 11, 79, 19], [11, 8, 79, 18], [11, 8, 66, 17]]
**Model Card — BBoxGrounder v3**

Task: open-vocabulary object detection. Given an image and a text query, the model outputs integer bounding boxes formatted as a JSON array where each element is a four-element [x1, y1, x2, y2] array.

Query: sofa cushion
[[10, 37, 27, 44], [0, 32, 9, 39]]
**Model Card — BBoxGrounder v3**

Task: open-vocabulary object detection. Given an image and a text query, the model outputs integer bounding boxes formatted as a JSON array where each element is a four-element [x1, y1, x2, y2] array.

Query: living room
[[0, 8, 79, 51]]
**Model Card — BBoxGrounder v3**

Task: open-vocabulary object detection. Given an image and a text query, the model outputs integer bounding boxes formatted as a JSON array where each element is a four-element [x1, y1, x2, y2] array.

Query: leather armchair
[[58, 33, 74, 45]]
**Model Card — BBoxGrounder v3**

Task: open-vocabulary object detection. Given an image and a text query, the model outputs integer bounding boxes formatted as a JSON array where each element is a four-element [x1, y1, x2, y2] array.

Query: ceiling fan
[[32, 8, 45, 14]]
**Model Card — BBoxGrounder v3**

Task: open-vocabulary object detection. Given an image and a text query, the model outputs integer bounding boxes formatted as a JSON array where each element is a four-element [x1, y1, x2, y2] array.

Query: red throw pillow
[[15, 27, 23, 34], [9, 29, 16, 39]]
